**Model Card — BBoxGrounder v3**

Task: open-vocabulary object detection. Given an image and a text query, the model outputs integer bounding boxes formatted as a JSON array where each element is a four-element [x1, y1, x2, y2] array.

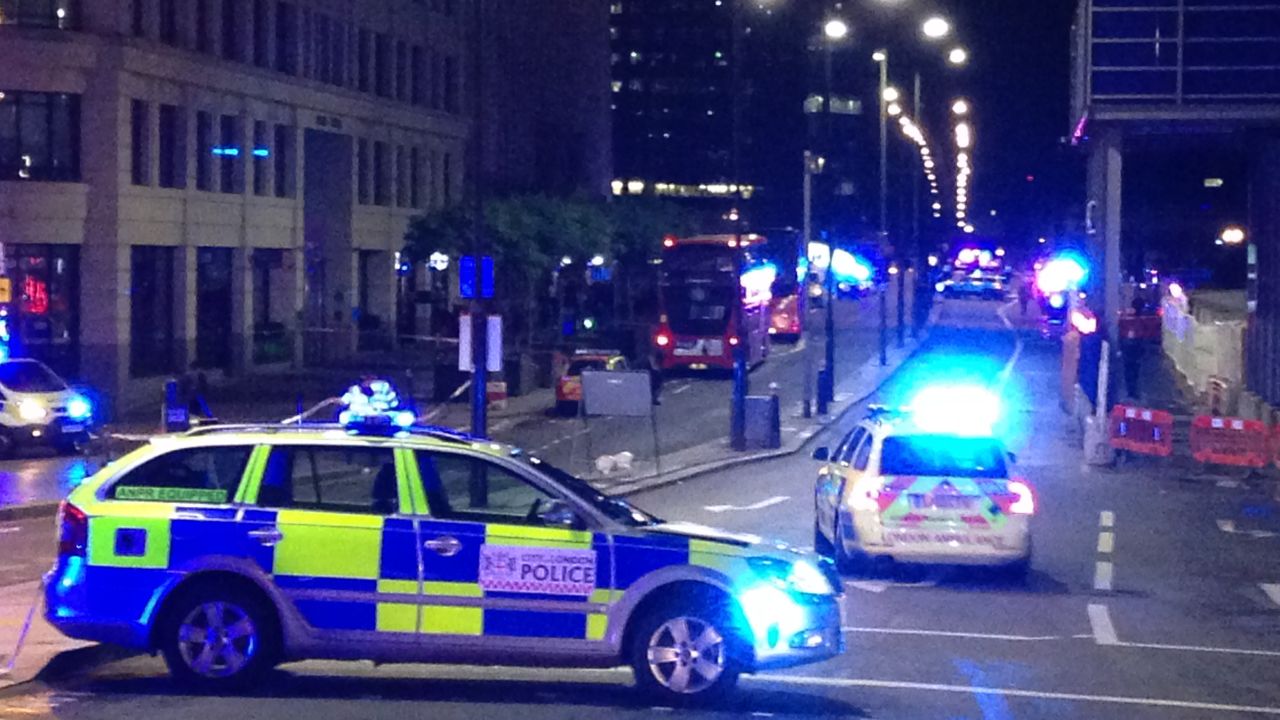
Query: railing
[[1073, 0, 1280, 119]]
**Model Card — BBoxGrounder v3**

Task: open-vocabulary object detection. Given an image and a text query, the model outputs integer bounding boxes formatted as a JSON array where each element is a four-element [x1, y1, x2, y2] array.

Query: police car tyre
[[629, 594, 742, 703], [813, 519, 834, 559], [159, 584, 278, 689]]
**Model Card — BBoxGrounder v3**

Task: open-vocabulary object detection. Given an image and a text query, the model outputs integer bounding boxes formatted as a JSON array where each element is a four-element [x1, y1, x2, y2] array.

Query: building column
[[174, 246, 198, 371], [1086, 126, 1124, 345], [230, 247, 254, 374]]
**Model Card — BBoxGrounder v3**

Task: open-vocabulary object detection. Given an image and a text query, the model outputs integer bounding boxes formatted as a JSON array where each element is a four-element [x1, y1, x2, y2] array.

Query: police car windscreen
[[0, 361, 66, 392], [880, 436, 1008, 479]]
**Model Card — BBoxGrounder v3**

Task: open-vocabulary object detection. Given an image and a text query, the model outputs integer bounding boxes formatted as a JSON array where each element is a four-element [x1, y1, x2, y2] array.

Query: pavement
[[8, 296, 1280, 718]]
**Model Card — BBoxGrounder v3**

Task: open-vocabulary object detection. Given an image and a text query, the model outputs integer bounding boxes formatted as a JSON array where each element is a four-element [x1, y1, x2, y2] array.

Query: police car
[[46, 414, 842, 701], [555, 350, 628, 415], [0, 359, 94, 456], [811, 387, 1035, 578]]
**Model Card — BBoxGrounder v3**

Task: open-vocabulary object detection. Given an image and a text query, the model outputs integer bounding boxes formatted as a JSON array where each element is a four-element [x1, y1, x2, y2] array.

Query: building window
[[430, 50, 442, 110], [411, 46, 426, 106], [314, 13, 330, 84], [332, 20, 347, 87], [196, 0, 212, 53], [158, 0, 178, 44], [442, 151, 452, 205], [297, 8, 311, 78], [356, 138, 370, 205], [221, 0, 242, 61], [131, 0, 146, 36], [275, 2, 296, 74], [273, 124, 293, 198], [0, 0, 77, 28], [9, 244, 79, 377], [251, 120, 268, 196], [0, 92, 80, 182], [373, 140, 389, 206], [395, 40, 408, 102], [410, 146, 421, 208], [357, 30, 371, 93], [195, 110, 212, 190], [157, 104, 186, 189], [375, 33, 391, 98], [218, 114, 241, 194], [428, 149, 439, 207], [130, 245, 176, 378], [130, 99, 150, 186], [253, 0, 270, 67], [395, 145, 408, 207], [444, 55, 459, 114]]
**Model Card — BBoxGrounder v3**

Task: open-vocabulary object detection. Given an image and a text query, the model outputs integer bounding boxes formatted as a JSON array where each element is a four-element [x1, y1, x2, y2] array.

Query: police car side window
[[258, 446, 399, 515], [418, 452, 557, 525], [852, 437, 874, 471], [839, 428, 867, 465], [109, 446, 252, 504]]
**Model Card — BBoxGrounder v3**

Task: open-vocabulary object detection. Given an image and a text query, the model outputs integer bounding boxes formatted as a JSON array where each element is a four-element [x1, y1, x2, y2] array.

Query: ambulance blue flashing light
[[1048, 293, 1066, 310], [831, 249, 873, 283], [909, 385, 1001, 436], [66, 396, 93, 421], [1036, 254, 1089, 295]]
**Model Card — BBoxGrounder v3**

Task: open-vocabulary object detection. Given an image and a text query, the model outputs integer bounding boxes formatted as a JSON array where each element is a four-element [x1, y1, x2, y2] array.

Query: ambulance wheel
[[833, 520, 867, 576], [630, 592, 743, 705], [160, 584, 278, 691]]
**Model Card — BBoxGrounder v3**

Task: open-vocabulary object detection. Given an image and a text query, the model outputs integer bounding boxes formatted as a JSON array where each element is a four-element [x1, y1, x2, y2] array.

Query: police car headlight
[[17, 400, 48, 422], [747, 557, 835, 596]]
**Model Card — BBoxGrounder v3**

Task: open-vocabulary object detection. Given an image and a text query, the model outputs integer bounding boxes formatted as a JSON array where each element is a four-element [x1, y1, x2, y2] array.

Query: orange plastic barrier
[[1190, 415, 1271, 468], [1109, 405, 1174, 457]]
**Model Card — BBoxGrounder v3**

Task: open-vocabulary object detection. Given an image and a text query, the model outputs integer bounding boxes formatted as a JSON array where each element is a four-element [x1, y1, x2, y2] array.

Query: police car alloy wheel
[[160, 587, 276, 688], [630, 600, 741, 702]]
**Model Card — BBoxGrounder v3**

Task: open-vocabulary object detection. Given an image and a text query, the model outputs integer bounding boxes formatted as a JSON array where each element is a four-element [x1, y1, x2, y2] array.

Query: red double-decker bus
[[653, 234, 774, 371]]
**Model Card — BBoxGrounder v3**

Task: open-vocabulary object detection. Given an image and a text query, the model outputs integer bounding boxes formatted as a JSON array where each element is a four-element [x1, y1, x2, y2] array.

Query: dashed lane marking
[[671, 383, 693, 395], [1087, 604, 1119, 646], [1094, 561, 1114, 592], [760, 674, 1280, 716], [703, 496, 790, 513], [1099, 511, 1114, 528], [1260, 583, 1280, 608], [1097, 531, 1114, 554]]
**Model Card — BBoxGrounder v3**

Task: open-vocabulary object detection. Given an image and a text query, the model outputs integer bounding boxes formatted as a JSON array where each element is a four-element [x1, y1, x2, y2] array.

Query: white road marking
[[703, 495, 790, 513], [845, 580, 889, 594], [1094, 560, 1114, 591], [758, 674, 1280, 716], [1097, 531, 1114, 554], [1217, 519, 1278, 538], [1218, 518, 1237, 533], [1112, 640, 1280, 658], [1260, 583, 1280, 608], [843, 626, 1062, 642], [1099, 511, 1114, 528], [1087, 603, 1119, 646], [0, 527, 19, 534], [671, 383, 693, 395]]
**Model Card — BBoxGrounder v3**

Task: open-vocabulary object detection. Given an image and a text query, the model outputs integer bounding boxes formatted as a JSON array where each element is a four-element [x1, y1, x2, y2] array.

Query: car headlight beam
[[17, 399, 48, 422]]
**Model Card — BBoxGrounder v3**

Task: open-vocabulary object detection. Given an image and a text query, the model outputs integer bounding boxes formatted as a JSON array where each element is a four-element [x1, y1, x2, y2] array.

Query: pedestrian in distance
[[1018, 276, 1032, 316], [1122, 297, 1146, 400], [646, 349, 664, 406]]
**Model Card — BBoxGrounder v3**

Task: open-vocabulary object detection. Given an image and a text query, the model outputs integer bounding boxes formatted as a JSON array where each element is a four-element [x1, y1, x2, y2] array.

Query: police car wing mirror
[[812, 447, 830, 462], [537, 499, 585, 530], [1007, 452, 1019, 465]]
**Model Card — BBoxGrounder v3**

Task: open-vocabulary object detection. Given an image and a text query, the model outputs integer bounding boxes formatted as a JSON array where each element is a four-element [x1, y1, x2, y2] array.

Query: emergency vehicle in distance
[[555, 349, 628, 415], [654, 234, 774, 372], [46, 404, 842, 702], [0, 358, 94, 456], [811, 386, 1035, 578]]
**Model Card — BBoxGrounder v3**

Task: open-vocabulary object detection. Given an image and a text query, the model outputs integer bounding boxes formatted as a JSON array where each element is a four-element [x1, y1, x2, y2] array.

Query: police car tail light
[[57, 501, 88, 557], [848, 477, 880, 512], [1007, 480, 1035, 515]]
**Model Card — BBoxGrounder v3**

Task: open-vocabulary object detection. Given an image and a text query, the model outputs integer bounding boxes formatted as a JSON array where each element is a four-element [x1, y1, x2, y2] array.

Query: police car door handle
[[248, 527, 284, 547], [424, 536, 462, 557]]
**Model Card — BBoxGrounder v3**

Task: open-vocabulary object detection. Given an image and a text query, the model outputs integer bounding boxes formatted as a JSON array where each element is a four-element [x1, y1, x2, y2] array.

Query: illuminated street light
[[1220, 225, 1246, 245], [955, 122, 972, 149], [952, 99, 969, 115], [964, 224, 976, 234], [948, 47, 968, 65], [824, 18, 850, 40], [872, 49, 887, 62], [883, 86, 901, 103], [922, 16, 951, 40], [887, 103, 902, 116]]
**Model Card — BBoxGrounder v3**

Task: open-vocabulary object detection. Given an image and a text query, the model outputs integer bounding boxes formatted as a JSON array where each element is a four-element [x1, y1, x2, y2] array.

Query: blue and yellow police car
[[45, 416, 843, 701]]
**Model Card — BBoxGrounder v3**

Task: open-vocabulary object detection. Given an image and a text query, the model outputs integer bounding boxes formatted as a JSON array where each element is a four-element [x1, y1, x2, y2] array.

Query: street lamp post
[[729, 0, 750, 451], [819, 18, 847, 413], [876, 51, 889, 367], [469, 0, 488, 439]]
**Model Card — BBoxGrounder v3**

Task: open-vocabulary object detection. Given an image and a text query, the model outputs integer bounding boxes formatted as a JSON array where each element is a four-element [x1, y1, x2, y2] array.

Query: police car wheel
[[160, 588, 276, 689], [631, 600, 741, 703], [813, 520, 834, 559], [832, 520, 865, 575]]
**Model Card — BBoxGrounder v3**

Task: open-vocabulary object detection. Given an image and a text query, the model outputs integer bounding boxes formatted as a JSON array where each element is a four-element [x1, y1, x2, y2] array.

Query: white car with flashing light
[[0, 359, 94, 456], [811, 387, 1035, 578]]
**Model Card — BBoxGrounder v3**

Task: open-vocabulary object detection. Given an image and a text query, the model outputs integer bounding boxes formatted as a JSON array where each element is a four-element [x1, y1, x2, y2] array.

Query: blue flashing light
[[341, 379, 414, 433], [252, 147, 271, 158], [66, 396, 92, 421], [831, 249, 873, 283], [393, 410, 416, 429], [1048, 293, 1066, 309], [211, 146, 241, 157], [909, 385, 1001, 437], [1036, 254, 1089, 295]]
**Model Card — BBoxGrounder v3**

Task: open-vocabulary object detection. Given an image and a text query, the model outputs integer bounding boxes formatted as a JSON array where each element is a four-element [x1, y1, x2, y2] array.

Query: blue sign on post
[[459, 256, 477, 299], [459, 255, 494, 299]]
